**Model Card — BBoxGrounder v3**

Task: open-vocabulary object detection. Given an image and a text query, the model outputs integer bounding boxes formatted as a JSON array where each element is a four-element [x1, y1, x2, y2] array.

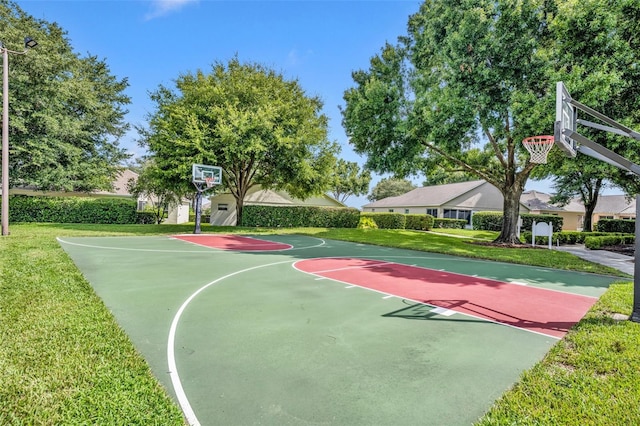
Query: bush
[[8, 195, 138, 224], [585, 234, 635, 249], [595, 219, 635, 233], [242, 205, 360, 228], [357, 216, 378, 229], [359, 213, 406, 229], [433, 218, 467, 229], [472, 211, 564, 232], [404, 214, 434, 231]]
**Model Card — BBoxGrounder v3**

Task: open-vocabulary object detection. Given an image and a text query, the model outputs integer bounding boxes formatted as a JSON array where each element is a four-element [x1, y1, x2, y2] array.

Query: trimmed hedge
[[6, 195, 141, 224], [433, 218, 467, 229], [405, 214, 435, 231], [242, 205, 360, 228], [520, 231, 632, 246], [359, 212, 406, 229], [585, 234, 635, 249], [595, 219, 635, 233], [472, 211, 563, 232]]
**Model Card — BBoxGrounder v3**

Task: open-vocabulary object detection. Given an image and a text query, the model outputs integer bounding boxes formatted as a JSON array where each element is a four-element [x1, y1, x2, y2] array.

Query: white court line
[[57, 237, 210, 253], [167, 259, 294, 426], [306, 261, 395, 275]]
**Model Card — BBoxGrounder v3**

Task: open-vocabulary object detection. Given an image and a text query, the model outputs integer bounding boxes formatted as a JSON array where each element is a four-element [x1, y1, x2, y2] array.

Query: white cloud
[[145, 0, 199, 20]]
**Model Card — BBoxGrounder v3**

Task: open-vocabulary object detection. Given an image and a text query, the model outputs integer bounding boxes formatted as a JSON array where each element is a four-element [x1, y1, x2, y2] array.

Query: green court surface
[[58, 234, 618, 425]]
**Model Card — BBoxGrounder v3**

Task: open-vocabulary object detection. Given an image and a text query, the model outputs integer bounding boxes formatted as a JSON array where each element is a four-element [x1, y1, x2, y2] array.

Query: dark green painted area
[[59, 235, 619, 425]]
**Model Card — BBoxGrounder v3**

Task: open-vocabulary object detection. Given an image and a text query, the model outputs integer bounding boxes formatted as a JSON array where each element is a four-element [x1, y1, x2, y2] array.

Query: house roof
[[520, 190, 584, 213], [363, 180, 487, 208], [93, 169, 138, 196], [595, 194, 636, 215]]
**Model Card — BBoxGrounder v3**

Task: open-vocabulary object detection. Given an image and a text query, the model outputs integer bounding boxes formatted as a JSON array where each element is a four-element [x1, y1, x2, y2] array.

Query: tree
[[127, 160, 181, 225], [343, 0, 554, 243], [531, 0, 640, 223], [329, 159, 371, 204], [368, 178, 416, 202], [139, 57, 338, 225], [1, 1, 130, 191]]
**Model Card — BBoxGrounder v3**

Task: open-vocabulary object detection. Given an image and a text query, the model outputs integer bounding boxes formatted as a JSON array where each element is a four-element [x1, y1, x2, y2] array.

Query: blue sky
[[19, 0, 595, 207]]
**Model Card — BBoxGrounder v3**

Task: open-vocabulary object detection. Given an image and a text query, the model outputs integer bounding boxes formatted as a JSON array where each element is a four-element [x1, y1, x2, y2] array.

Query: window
[[426, 208, 438, 217], [388, 209, 394, 212], [443, 209, 472, 224], [217, 204, 228, 211], [404, 209, 410, 214], [137, 200, 146, 211]]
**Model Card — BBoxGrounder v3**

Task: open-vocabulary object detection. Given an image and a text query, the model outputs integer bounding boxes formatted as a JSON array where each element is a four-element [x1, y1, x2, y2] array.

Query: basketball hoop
[[522, 135, 555, 164], [205, 177, 215, 189]]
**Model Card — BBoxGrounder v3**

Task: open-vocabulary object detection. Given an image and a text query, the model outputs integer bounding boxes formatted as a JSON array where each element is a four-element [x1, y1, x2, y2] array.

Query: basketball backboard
[[192, 164, 222, 185], [554, 81, 578, 158]]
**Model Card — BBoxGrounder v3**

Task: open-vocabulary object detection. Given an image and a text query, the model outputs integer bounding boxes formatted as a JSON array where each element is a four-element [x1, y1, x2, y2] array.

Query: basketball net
[[205, 177, 215, 189], [522, 135, 555, 164]]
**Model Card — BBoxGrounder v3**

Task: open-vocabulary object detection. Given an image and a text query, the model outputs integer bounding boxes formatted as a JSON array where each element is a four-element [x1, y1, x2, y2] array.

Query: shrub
[[472, 211, 502, 231], [585, 234, 635, 249], [472, 211, 564, 232], [357, 216, 378, 229], [405, 214, 434, 231], [359, 213, 406, 229], [8, 195, 138, 224], [433, 218, 467, 229], [595, 219, 635, 233], [242, 205, 360, 228]]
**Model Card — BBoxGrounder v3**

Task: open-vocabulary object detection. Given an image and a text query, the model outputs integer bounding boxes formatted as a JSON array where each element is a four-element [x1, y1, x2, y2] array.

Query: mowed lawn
[[1, 223, 639, 425]]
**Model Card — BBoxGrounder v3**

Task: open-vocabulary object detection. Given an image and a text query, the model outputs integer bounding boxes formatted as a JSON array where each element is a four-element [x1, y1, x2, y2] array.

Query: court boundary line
[[167, 259, 295, 426], [170, 234, 294, 251]]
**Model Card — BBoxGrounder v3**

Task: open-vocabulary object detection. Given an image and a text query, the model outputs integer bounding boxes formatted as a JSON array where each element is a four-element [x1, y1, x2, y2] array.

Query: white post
[[1, 46, 9, 236]]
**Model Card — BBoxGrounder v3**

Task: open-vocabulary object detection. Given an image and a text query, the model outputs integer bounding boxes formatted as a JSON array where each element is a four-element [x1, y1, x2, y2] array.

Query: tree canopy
[[139, 57, 338, 225], [343, 0, 551, 243], [329, 159, 371, 204], [343, 0, 640, 241], [1, 0, 130, 192], [368, 178, 416, 202]]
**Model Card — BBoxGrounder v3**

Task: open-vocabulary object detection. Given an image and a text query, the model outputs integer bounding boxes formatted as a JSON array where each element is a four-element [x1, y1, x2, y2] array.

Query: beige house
[[209, 185, 345, 226], [362, 180, 635, 231]]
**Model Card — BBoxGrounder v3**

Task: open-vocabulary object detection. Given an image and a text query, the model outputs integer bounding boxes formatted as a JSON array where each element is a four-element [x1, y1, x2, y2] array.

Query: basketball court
[[58, 234, 619, 425]]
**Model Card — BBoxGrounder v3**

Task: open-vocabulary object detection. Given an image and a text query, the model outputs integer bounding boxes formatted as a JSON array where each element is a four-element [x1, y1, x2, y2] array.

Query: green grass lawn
[[1, 223, 638, 425]]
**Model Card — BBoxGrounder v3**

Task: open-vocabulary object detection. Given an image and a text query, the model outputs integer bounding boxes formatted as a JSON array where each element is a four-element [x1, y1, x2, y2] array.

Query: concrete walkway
[[555, 245, 635, 276]]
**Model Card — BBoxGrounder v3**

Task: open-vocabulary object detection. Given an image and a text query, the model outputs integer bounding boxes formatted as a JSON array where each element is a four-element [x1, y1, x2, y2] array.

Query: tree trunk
[[494, 185, 525, 244], [235, 196, 244, 226], [583, 199, 598, 232]]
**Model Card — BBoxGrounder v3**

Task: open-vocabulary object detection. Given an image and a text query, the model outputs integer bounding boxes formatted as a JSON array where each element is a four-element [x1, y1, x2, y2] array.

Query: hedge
[[359, 212, 406, 229], [585, 234, 635, 249], [595, 219, 635, 233], [433, 218, 467, 229], [404, 214, 435, 231], [5, 195, 143, 224], [242, 205, 360, 228], [472, 211, 563, 232], [520, 231, 632, 246]]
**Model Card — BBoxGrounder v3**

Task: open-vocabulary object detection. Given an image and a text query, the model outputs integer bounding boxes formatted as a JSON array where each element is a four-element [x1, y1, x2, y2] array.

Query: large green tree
[[343, 0, 553, 243], [329, 159, 371, 204], [531, 0, 640, 223], [368, 178, 416, 202], [1, 0, 130, 191], [139, 57, 338, 225]]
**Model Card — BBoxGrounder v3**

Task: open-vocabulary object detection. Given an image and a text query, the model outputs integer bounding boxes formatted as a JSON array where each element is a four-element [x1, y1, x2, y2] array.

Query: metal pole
[[1, 46, 9, 236], [631, 193, 640, 322]]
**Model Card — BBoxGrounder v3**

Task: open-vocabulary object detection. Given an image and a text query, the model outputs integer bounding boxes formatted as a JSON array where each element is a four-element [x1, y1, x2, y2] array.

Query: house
[[362, 180, 635, 231], [209, 185, 346, 226], [593, 195, 636, 223], [362, 180, 512, 226]]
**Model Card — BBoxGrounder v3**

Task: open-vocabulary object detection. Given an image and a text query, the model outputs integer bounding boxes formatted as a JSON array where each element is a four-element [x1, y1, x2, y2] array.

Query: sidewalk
[[554, 244, 635, 276]]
